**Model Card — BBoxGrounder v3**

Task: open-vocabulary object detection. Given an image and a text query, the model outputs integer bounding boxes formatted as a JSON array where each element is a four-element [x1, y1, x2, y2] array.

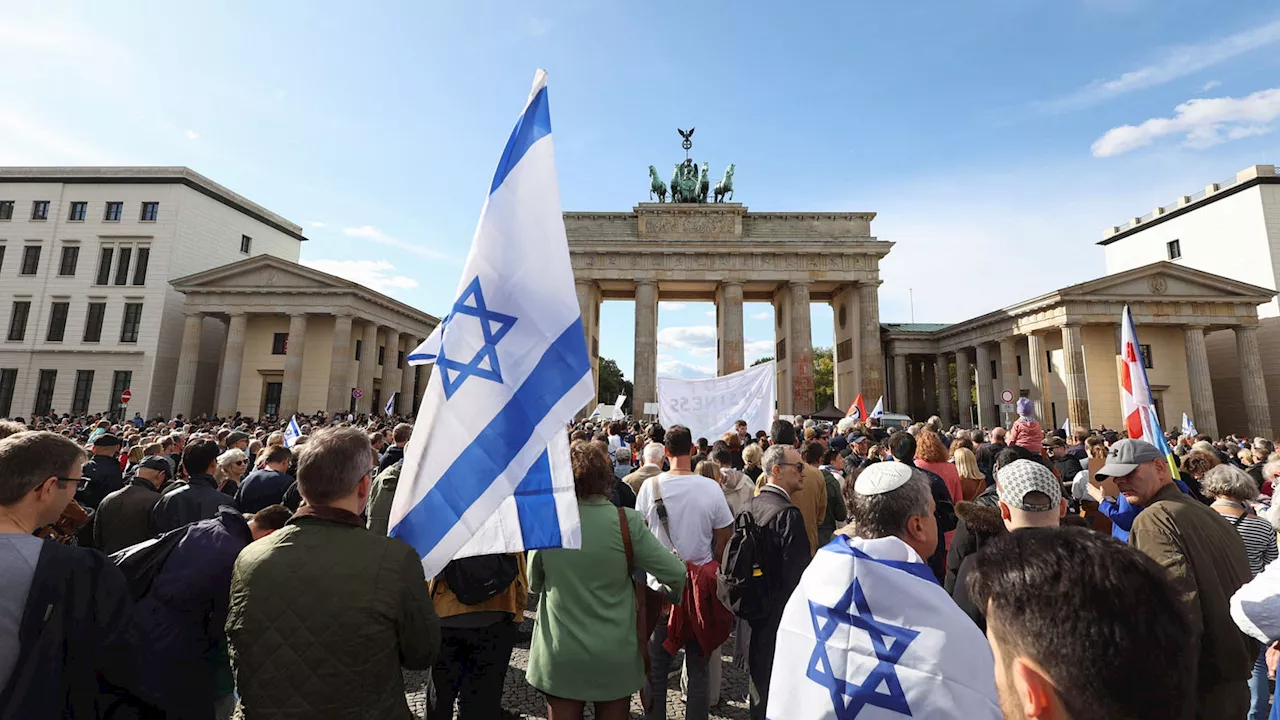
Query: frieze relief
[[641, 214, 737, 237], [569, 251, 879, 273]]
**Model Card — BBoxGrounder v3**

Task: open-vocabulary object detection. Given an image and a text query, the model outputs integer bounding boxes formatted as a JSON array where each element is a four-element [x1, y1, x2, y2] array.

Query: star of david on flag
[[390, 70, 593, 579]]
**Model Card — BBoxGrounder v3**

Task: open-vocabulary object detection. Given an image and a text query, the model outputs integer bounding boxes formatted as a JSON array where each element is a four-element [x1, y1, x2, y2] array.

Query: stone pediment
[[1061, 262, 1275, 302], [172, 256, 349, 292]]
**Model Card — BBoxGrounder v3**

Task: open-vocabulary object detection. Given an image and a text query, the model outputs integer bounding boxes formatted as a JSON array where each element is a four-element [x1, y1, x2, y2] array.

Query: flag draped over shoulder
[[1119, 305, 1180, 476], [768, 535, 1001, 719], [389, 70, 594, 577]]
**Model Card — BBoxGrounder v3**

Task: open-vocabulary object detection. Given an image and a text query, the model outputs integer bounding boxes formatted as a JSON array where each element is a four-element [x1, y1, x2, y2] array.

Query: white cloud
[[301, 259, 418, 291], [750, 311, 772, 321], [658, 325, 717, 358], [185, 129, 199, 140], [309, 221, 327, 228], [343, 225, 453, 261], [1091, 88, 1280, 157], [1040, 19, 1280, 112], [704, 310, 717, 318], [1201, 80, 1222, 92], [657, 357, 714, 380], [659, 302, 686, 311], [745, 339, 774, 359]]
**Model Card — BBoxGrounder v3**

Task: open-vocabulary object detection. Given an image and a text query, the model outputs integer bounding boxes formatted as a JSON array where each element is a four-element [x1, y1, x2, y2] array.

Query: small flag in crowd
[[1182, 412, 1197, 437], [1119, 305, 1179, 477], [385, 392, 397, 416], [392, 70, 593, 577], [846, 393, 867, 421], [283, 416, 302, 448], [870, 395, 884, 419], [1061, 417, 1071, 436]]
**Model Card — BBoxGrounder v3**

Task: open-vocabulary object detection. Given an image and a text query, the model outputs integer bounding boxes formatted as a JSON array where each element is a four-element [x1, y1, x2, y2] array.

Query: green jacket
[[367, 460, 402, 537], [226, 505, 440, 719]]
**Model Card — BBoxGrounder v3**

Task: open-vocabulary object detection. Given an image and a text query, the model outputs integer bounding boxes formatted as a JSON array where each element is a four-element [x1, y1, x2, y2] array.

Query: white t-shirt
[[635, 471, 734, 566]]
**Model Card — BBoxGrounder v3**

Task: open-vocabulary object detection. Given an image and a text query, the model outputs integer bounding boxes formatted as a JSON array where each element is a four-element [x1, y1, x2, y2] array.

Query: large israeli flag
[[768, 535, 1001, 719], [390, 70, 593, 577]]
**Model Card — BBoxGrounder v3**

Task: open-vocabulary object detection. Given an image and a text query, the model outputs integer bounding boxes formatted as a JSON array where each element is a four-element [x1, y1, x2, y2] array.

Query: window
[[240, 235, 252, 254], [20, 246, 40, 275], [110, 371, 132, 418], [104, 202, 122, 222], [7, 301, 30, 341], [139, 202, 158, 222], [68, 201, 87, 222], [271, 332, 288, 355], [0, 246, 5, 272], [1016, 356, 1023, 376], [354, 339, 362, 361], [33, 370, 55, 416], [397, 351, 405, 369], [46, 302, 69, 341], [114, 247, 132, 285], [131, 247, 149, 285], [1167, 239, 1182, 261], [0, 368, 15, 417], [58, 246, 79, 276], [378, 345, 385, 365], [1045, 350, 1054, 374], [0, 201, 12, 221], [120, 303, 143, 343], [71, 370, 94, 415], [990, 360, 998, 380], [83, 302, 105, 342], [263, 382, 282, 416], [95, 247, 113, 285], [1139, 343, 1154, 370], [30, 201, 48, 221]]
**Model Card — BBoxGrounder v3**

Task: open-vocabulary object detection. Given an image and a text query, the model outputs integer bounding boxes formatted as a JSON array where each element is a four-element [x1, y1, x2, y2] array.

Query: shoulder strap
[[650, 477, 681, 561], [1232, 513, 1247, 528], [618, 507, 634, 572]]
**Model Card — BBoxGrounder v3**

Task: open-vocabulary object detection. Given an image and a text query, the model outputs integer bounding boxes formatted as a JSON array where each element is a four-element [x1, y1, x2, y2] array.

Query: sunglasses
[[58, 476, 90, 491]]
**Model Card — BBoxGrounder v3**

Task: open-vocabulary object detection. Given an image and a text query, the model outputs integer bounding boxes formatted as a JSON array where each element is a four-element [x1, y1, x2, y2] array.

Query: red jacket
[[664, 560, 733, 654]]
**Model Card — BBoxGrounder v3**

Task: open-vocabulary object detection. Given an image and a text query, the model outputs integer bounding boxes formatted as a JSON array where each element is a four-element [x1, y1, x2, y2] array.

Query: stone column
[[715, 281, 744, 376], [955, 349, 973, 428], [1061, 324, 1091, 429], [382, 329, 402, 414], [975, 343, 995, 428], [1026, 332, 1049, 424], [923, 358, 937, 418], [998, 337, 1018, 426], [280, 313, 309, 417], [908, 358, 923, 418], [1235, 325, 1272, 438], [1182, 326, 1218, 439], [216, 312, 248, 417], [401, 336, 419, 415], [633, 280, 658, 417], [327, 313, 353, 412], [892, 353, 908, 414], [172, 312, 203, 418], [935, 354, 952, 427], [577, 279, 602, 415], [789, 281, 815, 415], [357, 322, 379, 414], [858, 282, 884, 406]]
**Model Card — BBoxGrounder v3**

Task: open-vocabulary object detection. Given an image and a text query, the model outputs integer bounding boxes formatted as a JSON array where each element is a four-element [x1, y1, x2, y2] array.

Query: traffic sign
[[352, 387, 364, 400], [1001, 402, 1015, 414], [1000, 389, 1015, 404], [120, 389, 132, 404]]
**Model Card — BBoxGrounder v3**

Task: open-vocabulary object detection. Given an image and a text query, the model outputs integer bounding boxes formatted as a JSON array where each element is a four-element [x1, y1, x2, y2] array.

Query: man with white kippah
[[767, 462, 1001, 719]]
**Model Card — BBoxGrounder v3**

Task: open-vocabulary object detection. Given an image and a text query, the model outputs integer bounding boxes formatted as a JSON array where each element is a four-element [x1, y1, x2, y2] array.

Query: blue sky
[[3, 1, 1280, 382]]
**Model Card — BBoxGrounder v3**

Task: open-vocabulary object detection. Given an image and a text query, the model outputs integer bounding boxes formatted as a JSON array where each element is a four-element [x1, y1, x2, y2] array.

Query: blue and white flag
[[391, 70, 593, 577], [385, 392, 397, 416], [768, 535, 1001, 719], [1182, 412, 1197, 437], [283, 416, 302, 448], [869, 395, 884, 419]]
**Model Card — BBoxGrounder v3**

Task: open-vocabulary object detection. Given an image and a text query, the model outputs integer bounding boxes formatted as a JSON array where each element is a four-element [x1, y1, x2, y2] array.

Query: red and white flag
[[1119, 305, 1157, 441]]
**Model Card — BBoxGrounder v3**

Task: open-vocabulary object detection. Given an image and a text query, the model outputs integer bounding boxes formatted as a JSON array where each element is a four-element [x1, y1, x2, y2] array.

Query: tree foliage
[[751, 356, 774, 367], [597, 357, 633, 414], [814, 347, 834, 410]]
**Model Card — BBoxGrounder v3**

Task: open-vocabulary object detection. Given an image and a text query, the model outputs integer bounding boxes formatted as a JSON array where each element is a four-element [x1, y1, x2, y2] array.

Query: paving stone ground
[[405, 595, 752, 719]]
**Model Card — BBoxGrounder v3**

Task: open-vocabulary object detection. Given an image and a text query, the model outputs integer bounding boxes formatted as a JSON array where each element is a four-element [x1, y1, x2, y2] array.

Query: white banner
[[658, 360, 776, 439]]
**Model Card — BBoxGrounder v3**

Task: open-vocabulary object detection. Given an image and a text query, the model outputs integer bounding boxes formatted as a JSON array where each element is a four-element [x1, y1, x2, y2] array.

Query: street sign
[[1000, 389, 1015, 404], [643, 402, 659, 416], [1001, 402, 1015, 414], [352, 387, 364, 399], [120, 389, 132, 404]]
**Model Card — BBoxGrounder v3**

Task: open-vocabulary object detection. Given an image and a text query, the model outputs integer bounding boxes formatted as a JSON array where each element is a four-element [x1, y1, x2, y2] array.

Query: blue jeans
[[1251, 646, 1272, 720], [648, 623, 709, 720]]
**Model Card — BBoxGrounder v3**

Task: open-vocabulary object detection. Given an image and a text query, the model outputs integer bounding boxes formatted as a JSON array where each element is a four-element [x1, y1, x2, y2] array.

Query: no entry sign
[[120, 389, 132, 404]]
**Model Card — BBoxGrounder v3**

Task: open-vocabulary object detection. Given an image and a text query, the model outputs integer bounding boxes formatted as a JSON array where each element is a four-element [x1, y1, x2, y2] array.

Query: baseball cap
[[226, 431, 250, 446], [93, 433, 121, 447], [829, 436, 849, 452], [997, 460, 1061, 512], [139, 456, 171, 473], [1095, 439, 1163, 482]]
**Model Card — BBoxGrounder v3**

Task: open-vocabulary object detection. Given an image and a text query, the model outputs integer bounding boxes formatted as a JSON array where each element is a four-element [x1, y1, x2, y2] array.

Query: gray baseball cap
[[1094, 439, 1163, 481], [997, 460, 1061, 512]]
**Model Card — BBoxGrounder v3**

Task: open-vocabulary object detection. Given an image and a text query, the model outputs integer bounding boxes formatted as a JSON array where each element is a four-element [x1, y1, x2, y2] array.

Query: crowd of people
[[8, 403, 1280, 718]]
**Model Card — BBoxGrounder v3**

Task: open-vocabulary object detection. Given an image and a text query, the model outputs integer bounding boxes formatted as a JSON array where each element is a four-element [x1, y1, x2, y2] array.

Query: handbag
[[619, 507, 663, 713]]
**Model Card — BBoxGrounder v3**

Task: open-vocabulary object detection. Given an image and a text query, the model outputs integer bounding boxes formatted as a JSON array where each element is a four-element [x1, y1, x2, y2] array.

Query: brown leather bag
[[619, 507, 663, 712]]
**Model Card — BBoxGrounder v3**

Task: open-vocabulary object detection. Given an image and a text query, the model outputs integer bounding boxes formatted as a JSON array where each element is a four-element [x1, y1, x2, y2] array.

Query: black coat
[[94, 477, 163, 554], [150, 475, 236, 534], [944, 486, 1003, 594], [377, 445, 405, 474], [741, 485, 810, 695], [1, 541, 138, 720], [78, 453, 125, 510], [235, 469, 295, 514]]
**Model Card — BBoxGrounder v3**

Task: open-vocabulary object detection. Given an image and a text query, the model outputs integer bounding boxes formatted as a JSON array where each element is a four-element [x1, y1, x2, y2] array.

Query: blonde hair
[[695, 460, 719, 482], [953, 447, 983, 482], [743, 443, 763, 467], [214, 448, 248, 485]]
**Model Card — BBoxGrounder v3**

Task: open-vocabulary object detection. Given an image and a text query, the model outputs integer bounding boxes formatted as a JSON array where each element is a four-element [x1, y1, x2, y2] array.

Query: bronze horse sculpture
[[714, 164, 735, 203], [648, 165, 667, 202]]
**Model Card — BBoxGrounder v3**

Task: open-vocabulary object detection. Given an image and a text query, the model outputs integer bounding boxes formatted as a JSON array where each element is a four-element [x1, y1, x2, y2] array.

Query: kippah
[[854, 462, 912, 496]]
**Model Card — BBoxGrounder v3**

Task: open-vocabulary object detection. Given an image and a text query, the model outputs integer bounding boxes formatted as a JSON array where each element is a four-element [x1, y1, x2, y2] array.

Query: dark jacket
[[815, 469, 848, 546], [898, 460, 957, 582], [944, 488, 1003, 594], [611, 479, 636, 509], [1050, 455, 1083, 484], [741, 485, 811, 691], [234, 468, 294, 514], [132, 508, 252, 719], [367, 461, 402, 537], [78, 452, 125, 510], [151, 474, 235, 535], [94, 477, 163, 554], [1, 541, 137, 720], [378, 445, 405, 474], [226, 505, 441, 719], [974, 441, 1007, 486]]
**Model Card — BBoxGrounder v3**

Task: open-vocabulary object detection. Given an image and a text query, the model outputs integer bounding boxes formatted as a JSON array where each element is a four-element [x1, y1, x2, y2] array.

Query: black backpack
[[108, 526, 187, 600], [440, 553, 519, 605], [716, 510, 773, 623]]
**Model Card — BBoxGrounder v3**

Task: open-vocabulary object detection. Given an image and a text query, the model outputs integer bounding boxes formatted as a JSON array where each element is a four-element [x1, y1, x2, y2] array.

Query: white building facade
[[0, 167, 305, 420]]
